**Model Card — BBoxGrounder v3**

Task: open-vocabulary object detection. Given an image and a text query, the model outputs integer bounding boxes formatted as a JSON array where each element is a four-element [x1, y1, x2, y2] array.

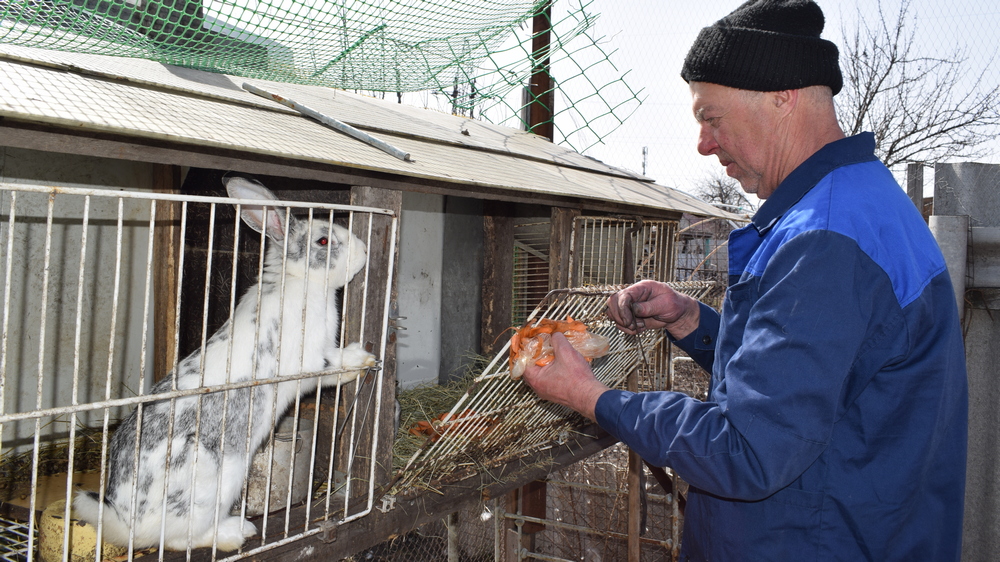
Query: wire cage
[[380, 281, 711, 561], [513, 221, 552, 328], [572, 217, 677, 287], [0, 181, 396, 560], [512, 216, 679, 330]]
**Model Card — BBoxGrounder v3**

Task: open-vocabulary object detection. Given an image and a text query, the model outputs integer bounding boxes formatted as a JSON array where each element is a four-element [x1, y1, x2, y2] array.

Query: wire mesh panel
[[0, 181, 396, 560], [392, 281, 710, 495], [572, 217, 677, 286], [392, 286, 659, 497], [508, 444, 678, 561], [512, 220, 551, 327], [347, 500, 498, 562], [0, 516, 32, 561]]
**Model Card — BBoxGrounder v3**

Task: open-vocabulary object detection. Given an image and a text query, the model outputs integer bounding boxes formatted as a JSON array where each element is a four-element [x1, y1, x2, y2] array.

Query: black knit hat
[[681, 0, 843, 95]]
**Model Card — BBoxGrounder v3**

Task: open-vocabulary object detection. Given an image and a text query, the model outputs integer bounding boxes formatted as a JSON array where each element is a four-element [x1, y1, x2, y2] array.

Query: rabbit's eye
[[317, 237, 329, 246]]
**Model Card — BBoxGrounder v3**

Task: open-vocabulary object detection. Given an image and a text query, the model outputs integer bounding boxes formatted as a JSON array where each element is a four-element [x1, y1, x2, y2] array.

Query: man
[[522, 1, 968, 560]]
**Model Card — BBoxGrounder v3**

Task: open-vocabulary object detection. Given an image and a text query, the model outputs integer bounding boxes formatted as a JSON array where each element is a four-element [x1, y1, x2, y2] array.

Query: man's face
[[690, 82, 780, 198]]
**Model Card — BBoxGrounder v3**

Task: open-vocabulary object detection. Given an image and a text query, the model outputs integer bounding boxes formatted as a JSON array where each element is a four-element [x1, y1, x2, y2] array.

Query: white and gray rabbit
[[73, 177, 376, 551]]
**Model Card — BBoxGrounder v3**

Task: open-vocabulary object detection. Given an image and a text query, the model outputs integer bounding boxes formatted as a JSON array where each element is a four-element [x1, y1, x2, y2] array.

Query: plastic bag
[[509, 318, 610, 380]]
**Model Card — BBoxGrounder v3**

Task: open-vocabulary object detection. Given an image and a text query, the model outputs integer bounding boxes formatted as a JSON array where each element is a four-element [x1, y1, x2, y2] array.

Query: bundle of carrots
[[408, 409, 497, 443], [508, 317, 610, 380]]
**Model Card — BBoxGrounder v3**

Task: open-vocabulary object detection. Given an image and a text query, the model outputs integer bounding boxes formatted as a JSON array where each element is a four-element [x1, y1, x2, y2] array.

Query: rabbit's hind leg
[[208, 516, 257, 552], [166, 515, 255, 552]]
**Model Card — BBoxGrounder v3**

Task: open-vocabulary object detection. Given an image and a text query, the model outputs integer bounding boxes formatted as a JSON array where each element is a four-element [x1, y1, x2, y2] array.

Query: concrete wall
[[396, 192, 445, 389], [439, 197, 483, 384], [396, 192, 485, 389], [0, 146, 158, 450], [934, 162, 1000, 562]]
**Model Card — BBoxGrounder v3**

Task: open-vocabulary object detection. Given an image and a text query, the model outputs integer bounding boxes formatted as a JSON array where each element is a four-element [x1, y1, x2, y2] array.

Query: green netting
[[0, 0, 643, 152]]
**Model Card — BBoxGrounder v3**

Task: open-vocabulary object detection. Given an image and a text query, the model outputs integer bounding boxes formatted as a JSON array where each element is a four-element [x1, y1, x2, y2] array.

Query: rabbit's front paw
[[324, 343, 376, 385], [342, 342, 377, 370]]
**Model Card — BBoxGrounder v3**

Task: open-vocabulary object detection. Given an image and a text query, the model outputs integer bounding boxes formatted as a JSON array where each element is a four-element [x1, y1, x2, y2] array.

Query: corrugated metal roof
[[0, 44, 736, 218]]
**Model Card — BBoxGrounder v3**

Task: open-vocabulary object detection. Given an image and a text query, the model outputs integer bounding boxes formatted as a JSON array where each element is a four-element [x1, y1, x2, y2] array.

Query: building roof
[[0, 43, 737, 219]]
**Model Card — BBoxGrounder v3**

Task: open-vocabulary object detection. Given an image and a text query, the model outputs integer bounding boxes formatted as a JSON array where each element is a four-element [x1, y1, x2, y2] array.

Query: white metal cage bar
[[572, 217, 677, 286], [0, 181, 396, 561], [513, 220, 552, 327]]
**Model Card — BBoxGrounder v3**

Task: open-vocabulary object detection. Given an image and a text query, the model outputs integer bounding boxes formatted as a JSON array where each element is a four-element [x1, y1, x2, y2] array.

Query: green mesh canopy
[[1, 0, 643, 151]]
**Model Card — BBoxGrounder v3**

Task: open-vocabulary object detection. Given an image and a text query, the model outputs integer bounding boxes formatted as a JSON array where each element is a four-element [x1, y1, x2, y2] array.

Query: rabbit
[[73, 177, 376, 552]]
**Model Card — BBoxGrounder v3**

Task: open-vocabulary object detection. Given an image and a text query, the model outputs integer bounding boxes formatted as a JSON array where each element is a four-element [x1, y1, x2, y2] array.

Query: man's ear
[[771, 89, 799, 115]]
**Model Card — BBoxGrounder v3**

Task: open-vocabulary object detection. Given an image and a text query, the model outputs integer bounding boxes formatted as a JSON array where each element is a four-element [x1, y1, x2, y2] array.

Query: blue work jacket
[[595, 133, 968, 561]]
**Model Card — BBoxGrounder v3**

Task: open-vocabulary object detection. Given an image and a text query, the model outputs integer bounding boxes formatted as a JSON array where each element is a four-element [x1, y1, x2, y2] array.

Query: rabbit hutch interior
[[0, 42, 736, 561]]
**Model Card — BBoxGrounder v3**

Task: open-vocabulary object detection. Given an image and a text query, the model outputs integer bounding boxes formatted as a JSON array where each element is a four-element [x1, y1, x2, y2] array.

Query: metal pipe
[[929, 215, 969, 320], [0, 181, 396, 216], [242, 82, 412, 162], [504, 513, 674, 549], [968, 226, 1000, 291], [447, 511, 459, 562]]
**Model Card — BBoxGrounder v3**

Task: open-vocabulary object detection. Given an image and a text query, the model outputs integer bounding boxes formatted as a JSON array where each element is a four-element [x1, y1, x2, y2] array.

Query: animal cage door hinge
[[376, 494, 397, 513], [317, 519, 338, 543]]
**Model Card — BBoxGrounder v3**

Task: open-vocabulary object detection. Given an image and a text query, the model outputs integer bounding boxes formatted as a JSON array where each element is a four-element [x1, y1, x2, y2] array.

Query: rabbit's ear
[[224, 177, 288, 242]]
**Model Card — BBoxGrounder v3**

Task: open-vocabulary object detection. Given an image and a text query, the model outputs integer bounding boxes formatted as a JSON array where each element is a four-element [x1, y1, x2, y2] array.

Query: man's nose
[[697, 126, 718, 156]]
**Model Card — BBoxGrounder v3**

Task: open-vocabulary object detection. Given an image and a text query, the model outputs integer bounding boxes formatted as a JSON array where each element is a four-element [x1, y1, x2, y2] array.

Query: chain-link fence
[[345, 502, 497, 562]]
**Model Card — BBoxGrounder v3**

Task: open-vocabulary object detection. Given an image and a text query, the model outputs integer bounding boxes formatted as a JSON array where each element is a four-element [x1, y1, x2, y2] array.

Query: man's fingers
[[610, 293, 637, 330], [550, 330, 571, 350]]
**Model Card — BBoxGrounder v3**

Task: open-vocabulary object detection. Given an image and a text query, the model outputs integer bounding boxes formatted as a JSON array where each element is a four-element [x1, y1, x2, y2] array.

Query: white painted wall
[[396, 192, 445, 389], [0, 147, 158, 451]]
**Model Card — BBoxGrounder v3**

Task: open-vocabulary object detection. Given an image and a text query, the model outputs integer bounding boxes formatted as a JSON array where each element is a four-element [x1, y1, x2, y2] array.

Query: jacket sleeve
[[595, 231, 886, 500], [667, 301, 720, 374]]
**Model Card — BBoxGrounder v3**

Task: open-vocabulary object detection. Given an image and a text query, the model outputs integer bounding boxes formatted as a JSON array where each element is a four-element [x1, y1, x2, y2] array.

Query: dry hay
[[392, 354, 490, 473], [0, 425, 110, 508]]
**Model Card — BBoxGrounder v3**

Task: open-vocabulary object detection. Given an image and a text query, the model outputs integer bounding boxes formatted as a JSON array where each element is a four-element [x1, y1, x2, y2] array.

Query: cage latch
[[317, 520, 338, 543]]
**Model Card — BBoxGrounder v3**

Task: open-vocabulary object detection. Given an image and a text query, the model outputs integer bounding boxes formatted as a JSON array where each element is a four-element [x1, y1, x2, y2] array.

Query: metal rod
[[241, 82, 412, 162], [26, 193, 56, 560], [504, 513, 673, 549], [0, 182, 396, 216], [0, 363, 375, 424]]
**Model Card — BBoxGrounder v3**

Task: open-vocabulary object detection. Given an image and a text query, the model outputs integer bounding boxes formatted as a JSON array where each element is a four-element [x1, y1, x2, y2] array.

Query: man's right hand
[[606, 279, 702, 340]]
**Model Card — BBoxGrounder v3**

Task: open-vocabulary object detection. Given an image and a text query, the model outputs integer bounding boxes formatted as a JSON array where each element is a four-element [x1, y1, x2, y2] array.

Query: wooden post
[[481, 201, 515, 356], [504, 481, 546, 561], [528, 1, 554, 141], [623, 218, 642, 561], [906, 163, 924, 215], [152, 164, 182, 382], [627, 374, 642, 562], [345, 185, 401, 493], [549, 207, 581, 290]]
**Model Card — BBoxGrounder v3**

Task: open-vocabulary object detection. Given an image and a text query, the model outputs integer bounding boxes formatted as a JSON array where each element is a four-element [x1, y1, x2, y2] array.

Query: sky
[[552, 0, 1000, 200]]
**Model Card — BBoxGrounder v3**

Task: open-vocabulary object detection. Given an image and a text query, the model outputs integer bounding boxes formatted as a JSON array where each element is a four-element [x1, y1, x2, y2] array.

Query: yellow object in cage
[[38, 499, 129, 562]]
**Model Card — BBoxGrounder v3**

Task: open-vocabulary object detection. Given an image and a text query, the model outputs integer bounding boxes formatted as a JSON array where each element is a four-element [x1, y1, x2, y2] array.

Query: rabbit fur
[[73, 177, 375, 552]]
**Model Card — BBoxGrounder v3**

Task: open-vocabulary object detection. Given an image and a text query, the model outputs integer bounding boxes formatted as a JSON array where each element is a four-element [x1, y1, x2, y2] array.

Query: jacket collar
[[750, 132, 879, 235]]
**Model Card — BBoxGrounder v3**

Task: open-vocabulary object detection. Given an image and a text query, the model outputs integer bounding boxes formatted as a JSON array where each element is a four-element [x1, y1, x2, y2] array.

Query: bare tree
[[693, 169, 758, 214], [837, 0, 1000, 167]]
